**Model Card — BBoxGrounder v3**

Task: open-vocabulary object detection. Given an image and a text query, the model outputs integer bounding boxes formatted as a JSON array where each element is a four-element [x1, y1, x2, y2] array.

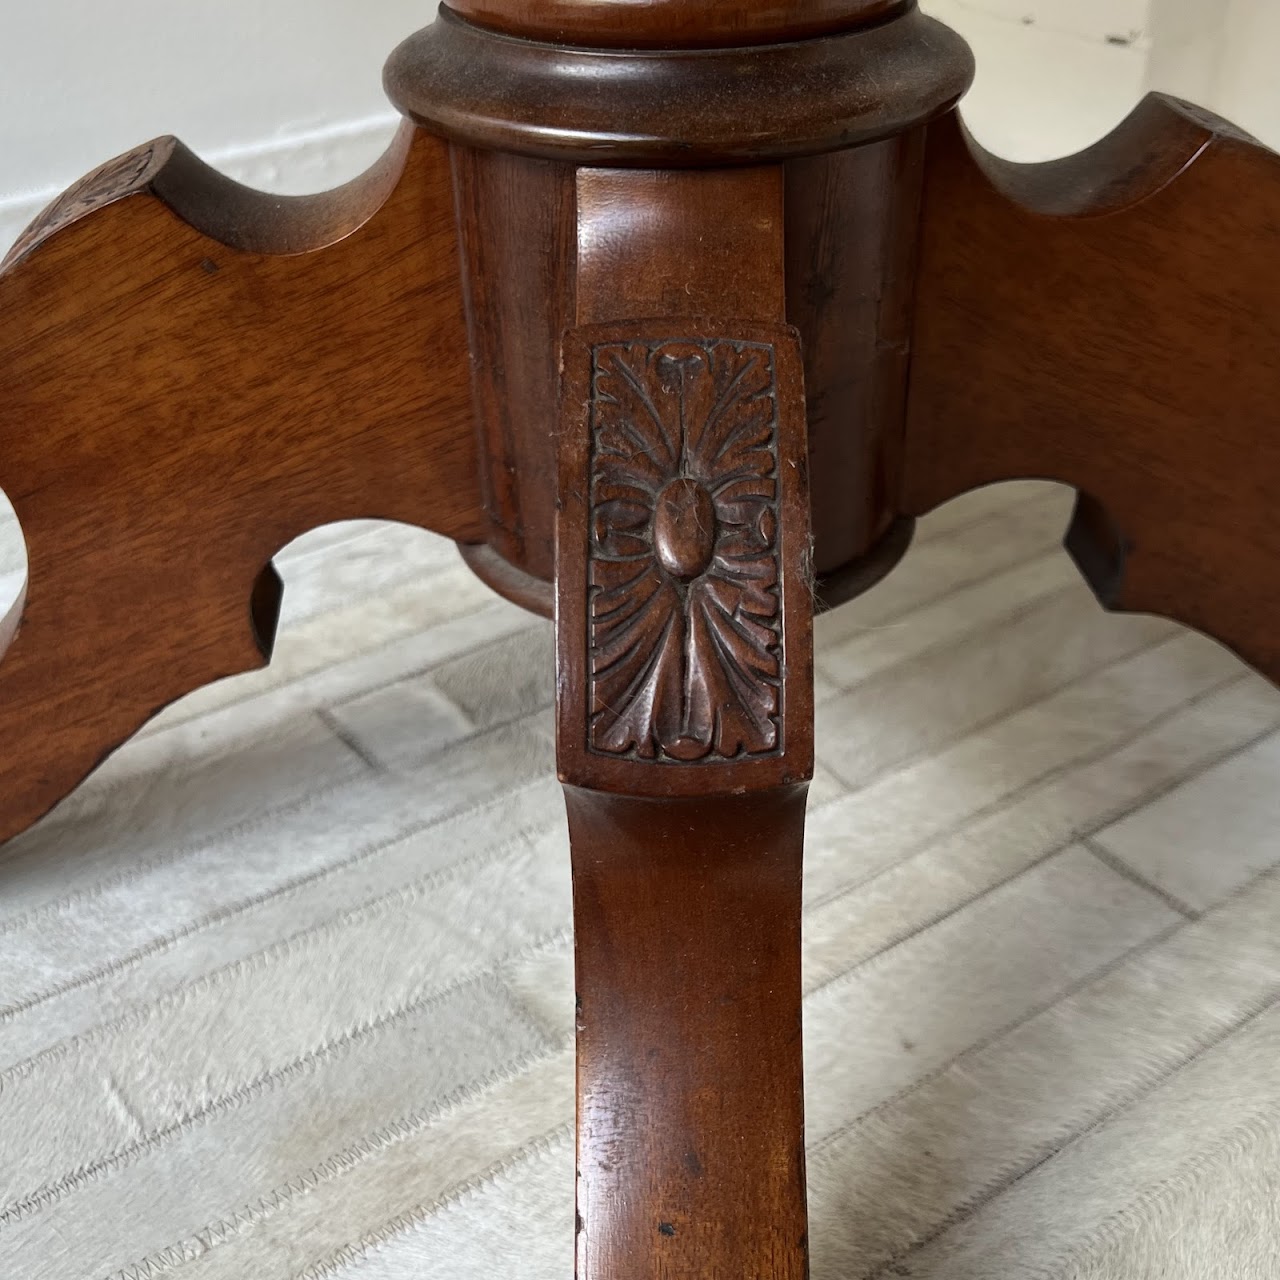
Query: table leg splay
[[3, 2, 1280, 1273]]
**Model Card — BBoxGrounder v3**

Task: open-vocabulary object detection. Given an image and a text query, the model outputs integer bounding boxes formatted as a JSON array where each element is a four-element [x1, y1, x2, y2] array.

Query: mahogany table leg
[[567, 788, 809, 1278], [0, 125, 481, 846], [555, 315, 815, 1278]]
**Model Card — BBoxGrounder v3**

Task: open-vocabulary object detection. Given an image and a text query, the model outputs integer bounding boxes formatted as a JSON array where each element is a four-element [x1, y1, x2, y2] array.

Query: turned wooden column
[[387, 4, 972, 1278], [386, 0, 973, 611]]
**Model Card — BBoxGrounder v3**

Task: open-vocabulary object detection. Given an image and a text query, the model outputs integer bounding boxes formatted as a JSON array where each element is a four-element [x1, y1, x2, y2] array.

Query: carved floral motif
[[587, 338, 783, 762], [2, 144, 162, 270]]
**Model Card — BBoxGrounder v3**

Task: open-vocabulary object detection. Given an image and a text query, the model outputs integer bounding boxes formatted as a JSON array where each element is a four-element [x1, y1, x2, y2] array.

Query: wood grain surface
[[904, 96, 1280, 684], [0, 124, 480, 848], [558, 164, 815, 1279]]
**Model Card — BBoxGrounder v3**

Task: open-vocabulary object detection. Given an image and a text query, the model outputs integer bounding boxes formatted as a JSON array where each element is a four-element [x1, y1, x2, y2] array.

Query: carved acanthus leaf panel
[[586, 337, 783, 763], [557, 321, 813, 796]]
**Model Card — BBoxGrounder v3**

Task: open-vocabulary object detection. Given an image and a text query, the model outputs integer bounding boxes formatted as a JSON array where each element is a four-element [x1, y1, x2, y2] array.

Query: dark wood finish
[[449, 0, 907, 47], [576, 168, 787, 326], [565, 787, 809, 1280], [558, 152, 815, 1277], [0, 124, 480, 848], [453, 166, 789, 609], [557, 321, 814, 796], [787, 131, 926, 581], [451, 146, 576, 586], [15, 2, 1280, 1273], [385, 6, 973, 168], [903, 96, 1280, 681], [558, 319, 813, 1278], [456, 540, 555, 616], [813, 515, 916, 612]]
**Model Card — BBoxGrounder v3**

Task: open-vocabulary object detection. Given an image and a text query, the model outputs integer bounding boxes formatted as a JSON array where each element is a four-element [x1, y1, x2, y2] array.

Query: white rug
[[2, 481, 1279, 1280]]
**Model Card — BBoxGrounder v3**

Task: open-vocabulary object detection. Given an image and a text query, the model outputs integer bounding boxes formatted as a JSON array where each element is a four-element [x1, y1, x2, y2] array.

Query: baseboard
[[0, 113, 401, 256]]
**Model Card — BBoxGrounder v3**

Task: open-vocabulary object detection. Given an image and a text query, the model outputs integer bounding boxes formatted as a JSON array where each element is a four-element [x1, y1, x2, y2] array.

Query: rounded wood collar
[[385, 7, 973, 167], [445, 0, 910, 48]]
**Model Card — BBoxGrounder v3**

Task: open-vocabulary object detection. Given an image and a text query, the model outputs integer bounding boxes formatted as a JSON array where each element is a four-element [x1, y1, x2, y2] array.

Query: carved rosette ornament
[[587, 338, 783, 762], [557, 321, 814, 795]]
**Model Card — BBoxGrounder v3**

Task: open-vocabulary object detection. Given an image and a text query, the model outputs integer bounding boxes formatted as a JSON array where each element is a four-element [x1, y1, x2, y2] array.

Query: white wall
[[921, 0, 1155, 159], [0, 1, 419, 248], [1, 0, 1279, 253], [1213, 0, 1280, 146], [922, 0, 1280, 159]]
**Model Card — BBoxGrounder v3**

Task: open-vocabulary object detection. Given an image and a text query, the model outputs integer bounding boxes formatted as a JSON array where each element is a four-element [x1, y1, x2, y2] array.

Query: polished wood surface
[[448, 0, 907, 47], [9, 1, 1280, 1273], [557, 321, 814, 795], [904, 96, 1280, 682], [0, 125, 479, 847], [557, 157, 815, 1275], [788, 132, 925, 583], [557, 320, 813, 1276], [566, 788, 809, 1280], [385, 6, 972, 168], [452, 146, 575, 586], [575, 168, 786, 327]]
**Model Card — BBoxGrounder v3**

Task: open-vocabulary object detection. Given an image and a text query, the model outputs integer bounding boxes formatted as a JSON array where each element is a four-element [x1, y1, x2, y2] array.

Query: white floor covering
[[2, 482, 1279, 1278]]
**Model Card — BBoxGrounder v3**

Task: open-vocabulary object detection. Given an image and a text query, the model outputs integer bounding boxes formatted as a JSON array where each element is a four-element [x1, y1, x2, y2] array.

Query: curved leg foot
[[0, 125, 482, 846], [557, 319, 814, 1277], [905, 96, 1280, 684]]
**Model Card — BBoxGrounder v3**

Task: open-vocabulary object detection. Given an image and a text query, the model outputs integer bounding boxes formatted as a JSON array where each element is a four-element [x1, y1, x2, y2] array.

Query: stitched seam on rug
[[29, 714, 370, 828], [295, 1125, 576, 1280], [808, 914, 1188, 1171], [1039, 1105, 1280, 1280], [0, 774, 558, 1025], [805, 672, 1261, 920], [814, 632, 1230, 870], [850, 872, 1280, 1278], [0, 933, 569, 1226], [0, 790, 560, 1078], [271, 554, 479, 630], [893, 989, 1280, 1280], [812, 856, 1280, 1171], [1080, 835, 1200, 919], [123, 557, 501, 741], [317, 707, 400, 771], [816, 497, 1068, 662], [803, 700, 1272, 994], [910, 489, 1060, 551], [0, 763, 362, 939], [804, 838, 1071, 998], [818, 558, 1081, 692], [137, 586, 542, 744], [809, 830, 1190, 1002], [105, 1071, 570, 1280], [0, 703, 550, 940], [822, 585, 1155, 789], [320, 693, 553, 764], [98, 576, 516, 758]]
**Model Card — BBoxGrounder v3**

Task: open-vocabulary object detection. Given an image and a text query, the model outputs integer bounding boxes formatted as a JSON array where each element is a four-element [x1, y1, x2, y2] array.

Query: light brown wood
[[0, 124, 480, 847]]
